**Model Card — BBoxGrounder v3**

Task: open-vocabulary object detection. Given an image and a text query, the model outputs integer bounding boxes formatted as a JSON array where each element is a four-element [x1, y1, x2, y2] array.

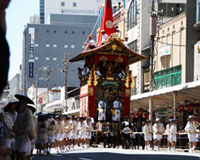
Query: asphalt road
[[33, 149, 200, 160]]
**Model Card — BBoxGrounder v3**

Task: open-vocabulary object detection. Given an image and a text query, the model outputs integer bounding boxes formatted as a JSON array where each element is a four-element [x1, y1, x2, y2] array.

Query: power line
[[155, 40, 186, 47], [155, 27, 186, 39], [84, 0, 150, 43]]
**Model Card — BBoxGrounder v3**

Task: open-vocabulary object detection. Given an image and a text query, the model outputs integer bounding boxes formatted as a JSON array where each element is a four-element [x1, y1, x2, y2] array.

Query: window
[[35, 57, 39, 60], [64, 44, 68, 48], [46, 44, 50, 47], [131, 76, 137, 95], [35, 44, 39, 47], [54, 30, 57, 33], [82, 31, 85, 34], [61, 2, 65, 6], [153, 65, 182, 89], [128, 40, 137, 51], [127, 0, 137, 30], [71, 45, 75, 48], [72, 31, 75, 34], [65, 30, 68, 34], [46, 57, 50, 61], [46, 30, 49, 33], [73, 2, 77, 7], [53, 57, 57, 61], [158, 3, 186, 18], [196, 0, 200, 23], [53, 44, 57, 48]]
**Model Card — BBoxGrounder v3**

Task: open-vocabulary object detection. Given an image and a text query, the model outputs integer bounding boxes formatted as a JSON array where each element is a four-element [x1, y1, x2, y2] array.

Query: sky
[[6, 0, 39, 80]]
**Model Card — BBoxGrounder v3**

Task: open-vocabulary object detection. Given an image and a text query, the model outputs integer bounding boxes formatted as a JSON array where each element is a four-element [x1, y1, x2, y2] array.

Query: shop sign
[[80, 96, 88, 117], [80, 85, 88, 97], [159, 45, 171, 57]]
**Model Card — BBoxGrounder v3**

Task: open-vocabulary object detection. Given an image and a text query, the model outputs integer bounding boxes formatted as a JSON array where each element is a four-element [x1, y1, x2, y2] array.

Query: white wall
[[194, 41, 200, 81], [45, 0, 122, 23]]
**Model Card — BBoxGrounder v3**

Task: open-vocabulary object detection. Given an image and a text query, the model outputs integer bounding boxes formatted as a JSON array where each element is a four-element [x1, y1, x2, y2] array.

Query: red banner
[[97, 0, 115, 45]]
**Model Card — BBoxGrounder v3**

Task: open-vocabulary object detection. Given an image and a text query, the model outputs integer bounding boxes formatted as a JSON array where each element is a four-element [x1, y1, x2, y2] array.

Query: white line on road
[[79, 158, 93, 160]]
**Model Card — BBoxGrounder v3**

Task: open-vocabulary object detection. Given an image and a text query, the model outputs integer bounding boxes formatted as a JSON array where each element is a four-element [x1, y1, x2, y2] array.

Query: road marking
[[53, 154, 62, 157], [79, 158, 93, 160]]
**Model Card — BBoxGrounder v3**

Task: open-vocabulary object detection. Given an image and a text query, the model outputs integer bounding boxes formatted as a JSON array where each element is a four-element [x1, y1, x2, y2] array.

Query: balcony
[[153, 65, 182, 90]]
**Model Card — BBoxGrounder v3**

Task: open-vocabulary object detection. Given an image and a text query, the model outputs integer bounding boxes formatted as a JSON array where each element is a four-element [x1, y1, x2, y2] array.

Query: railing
[[91, 131, 200, 150], [154, 65, 182, 90]]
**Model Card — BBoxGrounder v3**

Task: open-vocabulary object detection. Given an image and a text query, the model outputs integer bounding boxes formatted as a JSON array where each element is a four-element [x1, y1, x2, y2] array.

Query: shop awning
[[130, 80, 200, 111]]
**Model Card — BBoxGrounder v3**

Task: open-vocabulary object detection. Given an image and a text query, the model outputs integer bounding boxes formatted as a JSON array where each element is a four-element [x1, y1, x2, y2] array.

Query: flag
[[97, 0, 115, 45]]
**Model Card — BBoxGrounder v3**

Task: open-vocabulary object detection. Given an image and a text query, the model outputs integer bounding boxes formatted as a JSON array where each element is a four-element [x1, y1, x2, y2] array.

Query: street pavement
[[33, 148, 200, 160]]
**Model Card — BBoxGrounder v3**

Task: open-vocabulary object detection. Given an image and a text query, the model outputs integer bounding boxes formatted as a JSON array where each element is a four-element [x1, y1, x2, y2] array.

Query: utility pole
[[35, 74, 38, 112], [149, 0, 157, 121], [64, 54, 68, 112], [46, 66, 51, 103]]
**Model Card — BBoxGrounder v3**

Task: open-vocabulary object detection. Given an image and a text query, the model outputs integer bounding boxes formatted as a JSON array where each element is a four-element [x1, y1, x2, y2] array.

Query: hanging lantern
[[188, 104, 193, 113], [179, 105, 184, 113]]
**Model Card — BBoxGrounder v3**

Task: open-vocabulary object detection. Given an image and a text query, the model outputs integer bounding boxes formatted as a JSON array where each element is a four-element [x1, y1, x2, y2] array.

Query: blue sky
[[6, 0, 39, 80]]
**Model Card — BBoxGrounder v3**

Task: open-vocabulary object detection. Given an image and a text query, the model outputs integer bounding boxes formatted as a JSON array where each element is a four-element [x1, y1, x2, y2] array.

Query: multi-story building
[[130, 0, 200, 123], [194, 0, 200, 81], [40, 0, 122, 24], [0, 86, 9, 112], [22, 14, 98, 94], [9, 74, 20, 100], [125, 0, 186, 96]]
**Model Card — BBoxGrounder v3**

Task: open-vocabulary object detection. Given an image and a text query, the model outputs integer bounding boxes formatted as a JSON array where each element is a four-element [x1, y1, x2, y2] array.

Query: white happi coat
[[165, 124, 171, 141], [78, 121, 87, 139], [112, 100, 122, 122], [153, 122, 164, 140], [170, 124, 177, 135], [98, 100, 106, 121], [15, 108, 34, 140], [3, 112, 17, 138], [184, 121, 197, 142], [143, 124, 153, 137], [169, 123, 177, 142], [185, 121, 197, 135]]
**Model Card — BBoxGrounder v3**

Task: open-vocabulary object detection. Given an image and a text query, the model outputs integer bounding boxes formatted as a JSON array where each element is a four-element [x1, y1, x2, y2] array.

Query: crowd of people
[[0, 94, 200, 160]]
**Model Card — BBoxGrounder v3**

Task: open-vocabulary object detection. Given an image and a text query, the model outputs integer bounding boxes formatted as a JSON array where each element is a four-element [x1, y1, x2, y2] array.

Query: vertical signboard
[[80, 85, 89, 117], [29, 62, 34, 78]]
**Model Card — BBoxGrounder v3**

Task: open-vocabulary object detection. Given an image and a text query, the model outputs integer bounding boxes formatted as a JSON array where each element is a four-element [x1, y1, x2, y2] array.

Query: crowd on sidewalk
[[0, 94, 200, 160]]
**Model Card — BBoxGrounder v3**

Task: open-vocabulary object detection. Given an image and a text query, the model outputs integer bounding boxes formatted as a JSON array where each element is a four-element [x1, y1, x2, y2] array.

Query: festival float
[[69, 0, 146, 122]]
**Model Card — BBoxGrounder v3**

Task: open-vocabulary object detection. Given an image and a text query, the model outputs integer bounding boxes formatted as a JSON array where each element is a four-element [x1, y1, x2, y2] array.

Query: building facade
[[22, 14, 98, 94], [194, 0, 200, 81], [40, 0, 122, 24], [130, 0, 200, 122], [9, 74, 20, 100]]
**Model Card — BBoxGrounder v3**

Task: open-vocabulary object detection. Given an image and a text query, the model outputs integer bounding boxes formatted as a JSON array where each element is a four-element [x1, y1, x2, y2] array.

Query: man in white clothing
[[169, 119, 177, 152], [14, 94, 35, 160], [184, 115, 197, 153], [78, 117, 87, 148], [165, 119, 173, 151], [3, 101, 18, 160], [101, 30, 108, 45], [112, 97, 122, 122], [98, 98, 106, 121], [153, 118, 164, 151], [84, 34, 96, 51], [143, 120, 152, 150]]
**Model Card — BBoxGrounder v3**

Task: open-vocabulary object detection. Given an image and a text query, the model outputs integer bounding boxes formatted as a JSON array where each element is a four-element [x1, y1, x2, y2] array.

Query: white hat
[[188, 115, 195, 119], [155, 117, 160, 122]]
